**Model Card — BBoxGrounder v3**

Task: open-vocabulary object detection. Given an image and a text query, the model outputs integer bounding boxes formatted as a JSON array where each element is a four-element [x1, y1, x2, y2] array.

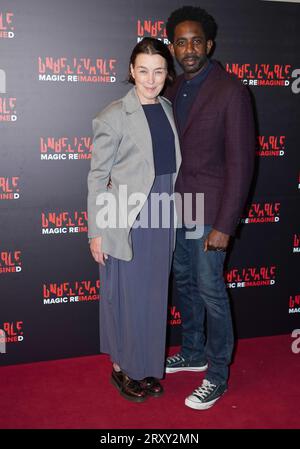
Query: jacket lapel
[[159, 96, 182, 178], [123, 87, 154, 174], [123, 86, 181, 177], [171, 76, 184, 134], [173, 61, 220, 137]]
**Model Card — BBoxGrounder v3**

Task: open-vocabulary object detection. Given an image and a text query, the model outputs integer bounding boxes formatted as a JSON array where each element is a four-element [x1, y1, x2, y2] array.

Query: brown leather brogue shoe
[[111, 369, 147, 403], [140, 377, 164, 397]]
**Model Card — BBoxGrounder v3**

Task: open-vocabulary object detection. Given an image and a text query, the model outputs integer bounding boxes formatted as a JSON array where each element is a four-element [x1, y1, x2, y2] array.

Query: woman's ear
[[130, 63, 135, 79]]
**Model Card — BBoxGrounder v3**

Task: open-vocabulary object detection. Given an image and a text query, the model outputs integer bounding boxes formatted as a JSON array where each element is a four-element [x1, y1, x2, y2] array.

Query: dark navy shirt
[[176, 60, 212, 133], [142, 103, 176, 176]]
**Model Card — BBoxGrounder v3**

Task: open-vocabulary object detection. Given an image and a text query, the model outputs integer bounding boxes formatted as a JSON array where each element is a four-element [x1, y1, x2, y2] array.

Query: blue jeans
[[173, 225, 234, 386]]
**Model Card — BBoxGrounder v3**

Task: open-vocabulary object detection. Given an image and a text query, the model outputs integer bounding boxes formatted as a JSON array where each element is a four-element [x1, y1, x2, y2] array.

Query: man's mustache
[[182, 55, 199, 61]]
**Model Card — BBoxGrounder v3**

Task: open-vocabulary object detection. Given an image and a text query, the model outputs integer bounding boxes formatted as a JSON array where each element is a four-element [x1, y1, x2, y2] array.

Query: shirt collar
[[184, 60, 212, 86]]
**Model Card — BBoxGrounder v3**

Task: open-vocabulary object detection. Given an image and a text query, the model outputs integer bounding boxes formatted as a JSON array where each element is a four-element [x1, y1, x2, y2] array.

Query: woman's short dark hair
[[166, 6, 218, 43], [128, 37, 175, 85]]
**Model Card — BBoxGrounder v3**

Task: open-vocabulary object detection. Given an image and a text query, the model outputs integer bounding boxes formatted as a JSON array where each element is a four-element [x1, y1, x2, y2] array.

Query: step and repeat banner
[[1, 0, 299, 365]]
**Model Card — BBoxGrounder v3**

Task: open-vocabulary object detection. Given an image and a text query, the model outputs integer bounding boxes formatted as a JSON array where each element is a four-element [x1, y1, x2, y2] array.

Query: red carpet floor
[[0, 334, 299, 429]]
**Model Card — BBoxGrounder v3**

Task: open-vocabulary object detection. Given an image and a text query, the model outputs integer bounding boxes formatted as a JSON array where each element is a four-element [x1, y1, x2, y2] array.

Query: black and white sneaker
[[165, 353, 208, 373], [185, 379, 227, 410]]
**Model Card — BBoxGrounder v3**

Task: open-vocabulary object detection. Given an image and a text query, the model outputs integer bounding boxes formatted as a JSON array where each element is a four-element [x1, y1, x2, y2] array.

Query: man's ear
[[168, 43, 175, 57], [206, 40, 213, 55]]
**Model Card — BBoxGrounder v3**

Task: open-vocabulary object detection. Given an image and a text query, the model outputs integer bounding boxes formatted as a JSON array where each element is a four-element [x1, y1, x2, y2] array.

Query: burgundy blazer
[[165, 60, 255, 236]]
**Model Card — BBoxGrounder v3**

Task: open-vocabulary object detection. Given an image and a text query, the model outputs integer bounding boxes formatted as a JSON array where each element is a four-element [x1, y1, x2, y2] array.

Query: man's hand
[[204, 229, 230, 252], [89, 236, 108, 265]]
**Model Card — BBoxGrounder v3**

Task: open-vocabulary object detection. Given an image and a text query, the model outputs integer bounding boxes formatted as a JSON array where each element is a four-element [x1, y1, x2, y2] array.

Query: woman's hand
[[89, 236, 108, 266]]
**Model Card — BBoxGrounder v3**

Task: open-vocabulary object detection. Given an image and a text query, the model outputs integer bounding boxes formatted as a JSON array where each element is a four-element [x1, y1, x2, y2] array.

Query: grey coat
[[87, 86, 181, 261]]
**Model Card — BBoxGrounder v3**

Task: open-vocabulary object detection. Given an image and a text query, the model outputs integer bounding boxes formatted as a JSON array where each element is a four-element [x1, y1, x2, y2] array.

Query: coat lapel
[[172, 76, 185, 133], [173, 61, 220, 137], [159, 96, 182, 178], [123, 87, 154, 174], [123, 86, 181, 177]]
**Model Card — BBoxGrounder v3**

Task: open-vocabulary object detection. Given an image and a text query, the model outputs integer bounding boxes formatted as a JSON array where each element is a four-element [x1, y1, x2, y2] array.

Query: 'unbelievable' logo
[[257, 135, 286, 157], [42, 211, 88, 235], [225, 266, 276, 288], [0, 250, 22, 274], [1, 321, 24, 343], [137, 19, 169, 43], [293, 234, 300, 253], [38, 57, 116, 83], [43, 280, 100, 305], [0, 96, 16, 121], [289, 295, 300, 314], [40, 137, 92, 160], [0, 68, 17, 122], [0, 12, 14, 38], [226, 63, 292, 87], [168, 305, 181, 326], [0, 177, 20, 200], [241, 202, 280, 224]]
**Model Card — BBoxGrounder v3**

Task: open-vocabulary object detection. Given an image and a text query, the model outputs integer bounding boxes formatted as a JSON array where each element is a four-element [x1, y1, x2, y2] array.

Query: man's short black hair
[[166, 6, 218, 43]]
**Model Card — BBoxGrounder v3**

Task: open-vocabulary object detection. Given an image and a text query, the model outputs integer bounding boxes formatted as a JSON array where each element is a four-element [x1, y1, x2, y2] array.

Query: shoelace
[[193, 380, 216, 399], [167, 353, 185, 363]]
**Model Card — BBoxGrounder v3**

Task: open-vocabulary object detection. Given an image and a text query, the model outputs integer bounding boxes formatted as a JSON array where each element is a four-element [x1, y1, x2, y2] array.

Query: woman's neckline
[[142, 103, 161, 107]]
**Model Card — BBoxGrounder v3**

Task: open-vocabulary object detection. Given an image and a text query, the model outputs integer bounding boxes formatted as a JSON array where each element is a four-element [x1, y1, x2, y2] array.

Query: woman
[[87, 37, 181, 402]]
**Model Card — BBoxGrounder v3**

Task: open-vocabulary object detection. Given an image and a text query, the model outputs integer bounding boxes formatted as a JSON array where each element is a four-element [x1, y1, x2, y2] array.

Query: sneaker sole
[[165, 364, 208, 374], [184, 390, 227, 410]]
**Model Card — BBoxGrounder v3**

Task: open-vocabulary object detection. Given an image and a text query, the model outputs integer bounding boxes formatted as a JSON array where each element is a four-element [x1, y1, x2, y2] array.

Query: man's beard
[[180, 54, 208, 74]]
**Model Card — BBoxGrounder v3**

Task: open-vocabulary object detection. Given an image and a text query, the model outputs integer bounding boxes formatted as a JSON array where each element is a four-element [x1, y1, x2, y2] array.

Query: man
[[165, 6, 255, 410]]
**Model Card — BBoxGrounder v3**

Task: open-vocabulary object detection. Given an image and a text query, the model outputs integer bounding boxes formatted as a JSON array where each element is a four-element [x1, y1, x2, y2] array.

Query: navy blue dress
[[99, 103, 176, 380]]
